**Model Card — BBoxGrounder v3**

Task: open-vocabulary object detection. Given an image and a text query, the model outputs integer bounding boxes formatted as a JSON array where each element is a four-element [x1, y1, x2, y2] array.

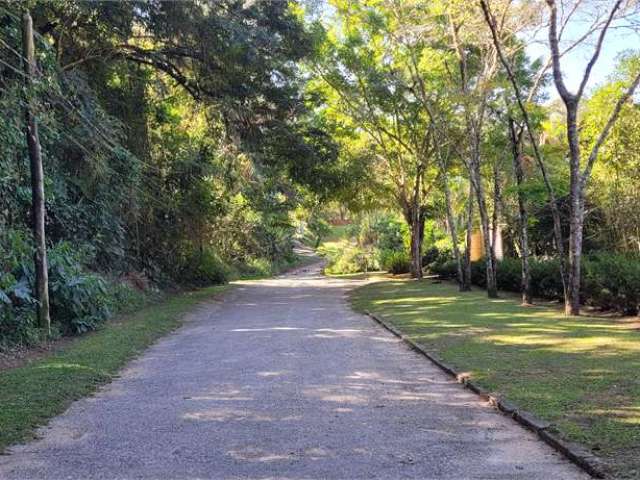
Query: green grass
[[351, 279, 640, 478], [0, 284, 229, 452]]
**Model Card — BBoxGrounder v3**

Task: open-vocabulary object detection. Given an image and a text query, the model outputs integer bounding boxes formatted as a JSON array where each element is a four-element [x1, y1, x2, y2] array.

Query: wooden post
[[22, 11, 51, 334]]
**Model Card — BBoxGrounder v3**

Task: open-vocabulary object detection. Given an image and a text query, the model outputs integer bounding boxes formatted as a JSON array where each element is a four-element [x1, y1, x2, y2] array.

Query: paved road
[[1, 262, 588, 479]]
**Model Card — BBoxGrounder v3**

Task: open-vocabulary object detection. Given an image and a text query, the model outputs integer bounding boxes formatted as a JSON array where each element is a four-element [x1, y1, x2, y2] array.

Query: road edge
[[363, 309, 607, 479]]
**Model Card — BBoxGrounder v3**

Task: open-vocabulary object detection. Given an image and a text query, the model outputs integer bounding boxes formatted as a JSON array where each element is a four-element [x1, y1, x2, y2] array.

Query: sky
[[524, 11, 637, 100]]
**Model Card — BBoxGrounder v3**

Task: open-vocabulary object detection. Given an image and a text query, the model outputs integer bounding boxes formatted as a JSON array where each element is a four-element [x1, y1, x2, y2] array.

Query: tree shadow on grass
[[351, 279, 640, 477]]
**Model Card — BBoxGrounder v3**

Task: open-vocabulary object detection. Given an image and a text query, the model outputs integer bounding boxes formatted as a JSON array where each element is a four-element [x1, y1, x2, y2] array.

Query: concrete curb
[[364, 310, 607, 479]]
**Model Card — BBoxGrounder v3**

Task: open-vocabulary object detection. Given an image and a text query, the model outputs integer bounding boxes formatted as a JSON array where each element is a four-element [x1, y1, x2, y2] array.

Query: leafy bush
[[177, 247, 230, 287], [529, 258, 564, 300], [430, 259, 458, 278], [370, 215, 408, 251], [582, 253, 640, 314], [48, 244, 113, 334], [379, 249, 411, 274], [306, 215, 331, 248], [0, 230, 145, 345], [324, 245, 377, 275], [494, 257, 522, 291], [349, 212, 409, 251], [431, 252, 640, 314], [1, 230, 42, 346]]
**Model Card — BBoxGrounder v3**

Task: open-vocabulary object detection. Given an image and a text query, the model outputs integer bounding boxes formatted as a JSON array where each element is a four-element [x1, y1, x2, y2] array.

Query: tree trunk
[[469, 154, 498, 298], [490, 161, 501, 277], [22, 11, 51, 335], [410, 165, 424, 279], [409, 214, 424, 279], [443, 174, 464, 289], [508, 119, 532, 304], [566, 103, 582, 315], [462, 180, 474, 291]]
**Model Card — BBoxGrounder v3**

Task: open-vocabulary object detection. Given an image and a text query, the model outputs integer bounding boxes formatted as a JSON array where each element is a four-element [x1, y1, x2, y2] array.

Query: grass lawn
[[0, 284, 230, 452], [351, 279, 640, 478]]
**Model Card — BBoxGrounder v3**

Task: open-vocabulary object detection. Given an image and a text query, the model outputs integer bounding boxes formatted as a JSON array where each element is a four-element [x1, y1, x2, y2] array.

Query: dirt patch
[[0, 335, 80, 373]]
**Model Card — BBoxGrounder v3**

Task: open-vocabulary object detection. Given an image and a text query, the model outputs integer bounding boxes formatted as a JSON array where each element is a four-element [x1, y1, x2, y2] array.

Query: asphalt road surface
[[0, 261, 588, 479]]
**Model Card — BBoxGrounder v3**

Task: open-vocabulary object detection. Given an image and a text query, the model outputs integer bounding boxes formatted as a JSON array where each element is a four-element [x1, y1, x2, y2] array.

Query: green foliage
[[0, 231, 41, 347], [431, 254, 640, 314], [47, 243, 112, 334], [0, 229, 142, 343], [361, 214, 409, 251], [306, 212, 332, 248], [318, 214, 410, 275], [378, 250, 411, 275], [176, 247, 230, 288], [582, 253, 640, 315], [323, 245, 377, 275], [0, 1, 336, 348]]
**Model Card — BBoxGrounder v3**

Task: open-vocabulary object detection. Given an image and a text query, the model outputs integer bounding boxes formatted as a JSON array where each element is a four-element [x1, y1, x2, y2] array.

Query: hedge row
[[430, 253, 640, 315]]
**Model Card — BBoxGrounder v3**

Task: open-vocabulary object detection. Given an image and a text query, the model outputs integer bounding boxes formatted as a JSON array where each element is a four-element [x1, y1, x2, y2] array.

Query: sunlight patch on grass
[[350, 278, 640, 478]]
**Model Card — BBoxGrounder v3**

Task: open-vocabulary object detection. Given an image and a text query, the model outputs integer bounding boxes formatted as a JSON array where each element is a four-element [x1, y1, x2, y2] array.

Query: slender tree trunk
[[508, 119, 532, 304], [22, 11, 51, 334], [410, 166, 424, 279], [566, 104, 583, 315], [469, 150, 498, 298], [490, 162, 501, 276], [462, 180, 474, 291], [443, 174, 464, 289], [407, 210, 425, 280]]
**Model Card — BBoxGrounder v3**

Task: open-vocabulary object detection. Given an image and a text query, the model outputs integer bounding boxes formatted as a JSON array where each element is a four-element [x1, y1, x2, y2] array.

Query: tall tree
[[545, 0, 640, 314], [22, 10, 51, 334], [312, 0, 449, 278]]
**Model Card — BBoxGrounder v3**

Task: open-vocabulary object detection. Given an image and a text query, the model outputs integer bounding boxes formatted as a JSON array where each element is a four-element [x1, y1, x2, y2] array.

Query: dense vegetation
[[312, 0, 640, 318], [0, 1, 349, 349]]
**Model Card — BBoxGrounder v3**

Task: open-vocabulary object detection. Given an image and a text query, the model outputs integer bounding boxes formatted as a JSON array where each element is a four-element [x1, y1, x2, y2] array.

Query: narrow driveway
[[1, 262, 588, 479]]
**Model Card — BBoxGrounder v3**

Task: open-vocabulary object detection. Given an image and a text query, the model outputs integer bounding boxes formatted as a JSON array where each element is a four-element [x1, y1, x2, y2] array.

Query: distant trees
[[313, 0, 640, 313]]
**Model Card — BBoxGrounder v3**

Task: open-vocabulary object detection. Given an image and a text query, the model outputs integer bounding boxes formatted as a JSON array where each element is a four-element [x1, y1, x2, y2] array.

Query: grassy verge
[[351, 279, 640, 478], [0, 284, 229, 452]]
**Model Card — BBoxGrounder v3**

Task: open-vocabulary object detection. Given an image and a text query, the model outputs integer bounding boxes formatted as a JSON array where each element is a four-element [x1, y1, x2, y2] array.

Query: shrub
[[430, 259, 458, 278], [46, 243, 114, 334], [422, 246, 447, 269], [495, 257, 523, 291], [177, 247, 230, 287], [583, 253, 640, 315], [1, 230, 45, 345], [432, 252, 640, 314], [350, 212, 409, 251], [0, 234, 138, 342], [324, 245, 377, 275], [529, 258, 564, 300], [379, 249, 411, 274], [307, 216, 331, 248]]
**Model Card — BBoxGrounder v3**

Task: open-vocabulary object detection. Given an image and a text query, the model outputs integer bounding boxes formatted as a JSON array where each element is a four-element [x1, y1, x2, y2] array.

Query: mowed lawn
[[351, 279, 640, 478]]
